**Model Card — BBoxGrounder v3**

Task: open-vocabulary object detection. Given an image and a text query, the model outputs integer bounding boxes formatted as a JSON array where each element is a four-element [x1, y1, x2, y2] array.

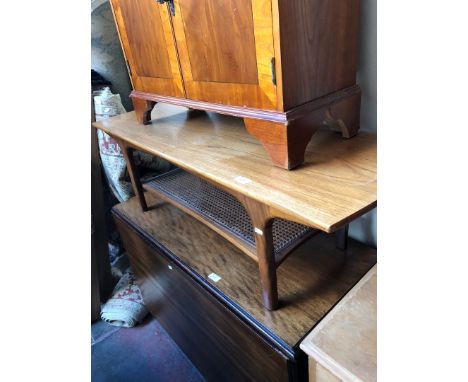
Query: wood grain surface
[[113, 193, 377, 349], [93, 104, 376, 232], [276, 0, 360, 110], [110, 0, 185, 97], [300, 266, 377, 382], [170, 0, 278, 109], [115, 212, 291, 382], [177, 0, 258, 84]]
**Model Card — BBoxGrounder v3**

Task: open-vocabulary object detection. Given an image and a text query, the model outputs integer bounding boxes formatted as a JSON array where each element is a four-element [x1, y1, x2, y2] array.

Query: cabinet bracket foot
[[131, 96, 157, 125]]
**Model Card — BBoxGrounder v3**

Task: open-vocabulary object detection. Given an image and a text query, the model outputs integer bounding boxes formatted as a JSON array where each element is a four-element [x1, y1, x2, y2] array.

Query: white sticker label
[[208, 273, 222, 283], [254, 227, 264, 235], [234, 176, 252, 185]]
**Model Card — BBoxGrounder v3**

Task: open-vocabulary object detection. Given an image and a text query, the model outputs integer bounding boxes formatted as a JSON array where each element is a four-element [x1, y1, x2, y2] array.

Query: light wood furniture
[[93, 104, 377, 310], [113, 193, 377, 381], [109, 0, 361, 169], [300, 266, 377, 382]]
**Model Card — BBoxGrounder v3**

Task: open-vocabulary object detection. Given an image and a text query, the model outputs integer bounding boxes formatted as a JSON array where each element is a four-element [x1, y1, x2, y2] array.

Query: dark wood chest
[[112, 194, 376, 382]]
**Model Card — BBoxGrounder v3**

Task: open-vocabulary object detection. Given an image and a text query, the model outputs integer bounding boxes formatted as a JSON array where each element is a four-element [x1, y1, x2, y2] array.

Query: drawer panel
[[115, 215, 291, 382]]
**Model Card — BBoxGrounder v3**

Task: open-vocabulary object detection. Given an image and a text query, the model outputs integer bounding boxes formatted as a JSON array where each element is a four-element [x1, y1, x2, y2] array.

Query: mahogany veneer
[[110, 0, 361, 169]]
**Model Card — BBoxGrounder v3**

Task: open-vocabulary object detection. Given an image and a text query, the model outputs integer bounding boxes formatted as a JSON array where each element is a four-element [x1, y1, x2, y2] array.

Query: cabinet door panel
[[172, 0, 278, 110], [180, 0, 258, 85], [110, 0, 184, 97]]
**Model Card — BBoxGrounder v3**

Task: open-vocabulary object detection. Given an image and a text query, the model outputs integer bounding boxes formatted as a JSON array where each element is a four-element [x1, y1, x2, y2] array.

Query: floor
[[92, 316, 206, 382]]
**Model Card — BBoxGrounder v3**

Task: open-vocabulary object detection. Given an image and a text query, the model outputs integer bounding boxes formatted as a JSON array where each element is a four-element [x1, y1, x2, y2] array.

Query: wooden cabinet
[[110, 0, 361, 169], [114, 212, 291, 382]]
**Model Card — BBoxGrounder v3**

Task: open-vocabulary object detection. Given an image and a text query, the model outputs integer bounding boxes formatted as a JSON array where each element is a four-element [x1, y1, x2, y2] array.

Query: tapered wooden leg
[[324, 92, 361, 138], [335, 225, 349, 250], [132, 97, 157, 125], [244, 116, 320, 170], [119, 141, 148, 211], [240, 198, 278, 310], [253, 221, 278, 310]]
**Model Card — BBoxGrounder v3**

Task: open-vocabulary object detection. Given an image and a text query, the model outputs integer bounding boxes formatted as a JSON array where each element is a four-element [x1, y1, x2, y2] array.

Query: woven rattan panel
[[145, 169, 314, 257]]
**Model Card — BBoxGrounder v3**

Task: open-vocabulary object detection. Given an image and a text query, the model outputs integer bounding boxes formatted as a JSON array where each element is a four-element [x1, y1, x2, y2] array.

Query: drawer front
[[110, 0, 185, 97], [115, 215, 291, 382]]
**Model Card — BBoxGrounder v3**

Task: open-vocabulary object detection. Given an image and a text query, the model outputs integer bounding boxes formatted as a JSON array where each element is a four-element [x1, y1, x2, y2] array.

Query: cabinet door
[[110, 0, 185, 98], [171, 0, 278, 110]]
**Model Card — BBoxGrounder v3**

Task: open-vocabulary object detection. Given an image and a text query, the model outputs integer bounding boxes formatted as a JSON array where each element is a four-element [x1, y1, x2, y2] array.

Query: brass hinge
[[270, 57, 277, 86]]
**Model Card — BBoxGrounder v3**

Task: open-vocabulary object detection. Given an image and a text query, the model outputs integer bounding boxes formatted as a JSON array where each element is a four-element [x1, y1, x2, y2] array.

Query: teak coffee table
[[93, 104, 377, 310]]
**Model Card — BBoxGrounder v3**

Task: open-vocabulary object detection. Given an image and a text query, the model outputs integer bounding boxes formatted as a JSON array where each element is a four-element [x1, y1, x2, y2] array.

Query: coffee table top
[[93, 104, 376, 232]]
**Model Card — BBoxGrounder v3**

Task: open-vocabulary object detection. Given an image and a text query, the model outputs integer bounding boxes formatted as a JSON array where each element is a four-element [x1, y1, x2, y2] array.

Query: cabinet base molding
[[130, 85, 361, 169]]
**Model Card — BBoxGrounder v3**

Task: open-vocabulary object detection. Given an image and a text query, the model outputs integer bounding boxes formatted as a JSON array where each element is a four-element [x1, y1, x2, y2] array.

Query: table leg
[[253, 221, 278, 310], [335, 225, 349, 250], [241, 197, 279, 310], [119, 141, 148, 212]]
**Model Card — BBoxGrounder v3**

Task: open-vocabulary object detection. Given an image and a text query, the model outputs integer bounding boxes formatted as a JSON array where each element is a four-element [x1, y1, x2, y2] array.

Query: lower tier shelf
[[144, 169, 317, 265]]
